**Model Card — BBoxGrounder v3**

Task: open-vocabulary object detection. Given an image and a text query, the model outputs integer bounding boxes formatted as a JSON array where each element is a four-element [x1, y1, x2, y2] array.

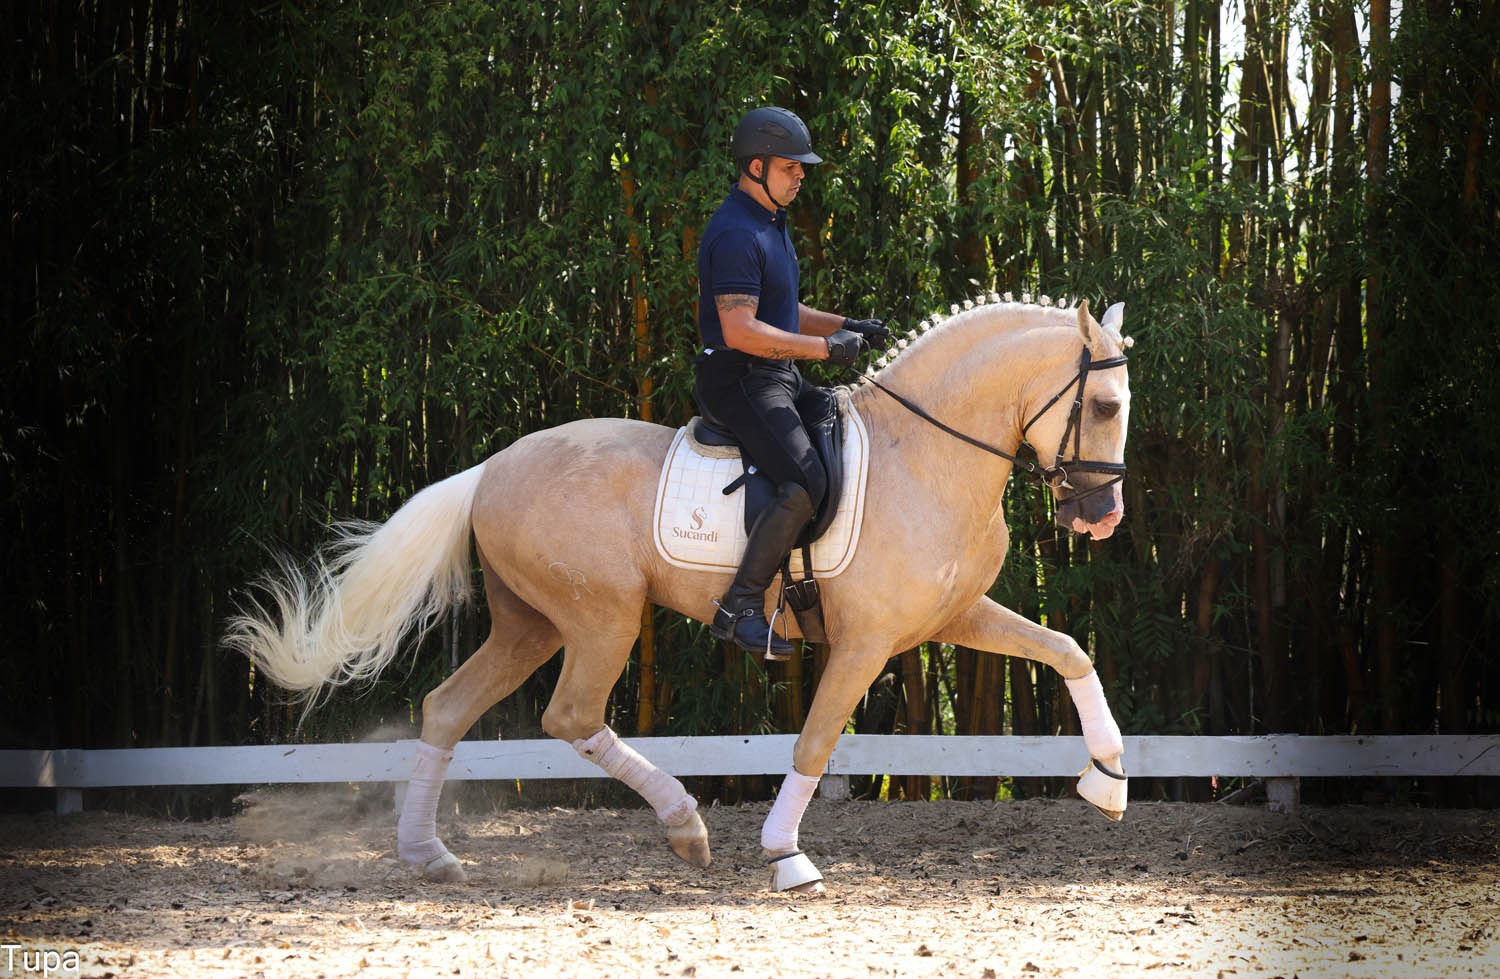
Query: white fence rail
[[4, 735, 1497, 814]]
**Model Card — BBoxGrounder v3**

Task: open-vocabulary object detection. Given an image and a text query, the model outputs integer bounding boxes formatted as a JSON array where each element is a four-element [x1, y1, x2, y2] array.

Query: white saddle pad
[[652, 406, 870, 577]]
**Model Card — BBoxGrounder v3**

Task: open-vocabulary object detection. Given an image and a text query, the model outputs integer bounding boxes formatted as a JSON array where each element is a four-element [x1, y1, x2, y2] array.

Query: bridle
[[862, 346, 1129, 502]]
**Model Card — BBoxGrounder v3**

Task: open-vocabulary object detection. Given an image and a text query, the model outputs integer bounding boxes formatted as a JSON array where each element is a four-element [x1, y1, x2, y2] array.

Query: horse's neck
[[851, 309, 1069, 523], [855, 310, 1062, 454]]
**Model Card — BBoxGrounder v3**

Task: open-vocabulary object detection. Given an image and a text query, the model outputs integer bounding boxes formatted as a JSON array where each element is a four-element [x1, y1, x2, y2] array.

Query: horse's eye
[[1094, 399, 1121, 420]]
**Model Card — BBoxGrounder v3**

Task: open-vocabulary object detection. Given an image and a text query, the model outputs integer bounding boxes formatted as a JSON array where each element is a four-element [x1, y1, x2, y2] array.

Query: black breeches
[[693, 351, 828, 513]]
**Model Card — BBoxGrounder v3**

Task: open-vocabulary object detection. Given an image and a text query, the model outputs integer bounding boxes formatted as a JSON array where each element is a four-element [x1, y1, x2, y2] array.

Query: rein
[[860, 346, 1128, 499]]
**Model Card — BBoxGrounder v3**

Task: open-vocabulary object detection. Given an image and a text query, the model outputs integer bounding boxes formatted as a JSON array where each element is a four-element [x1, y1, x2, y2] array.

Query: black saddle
[[689, 385, 846, 548], [690, 387, 847, 644]]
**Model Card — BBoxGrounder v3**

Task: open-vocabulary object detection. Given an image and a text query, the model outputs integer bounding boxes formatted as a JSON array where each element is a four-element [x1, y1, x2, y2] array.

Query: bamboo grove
[[4, 0, 1497, 809]]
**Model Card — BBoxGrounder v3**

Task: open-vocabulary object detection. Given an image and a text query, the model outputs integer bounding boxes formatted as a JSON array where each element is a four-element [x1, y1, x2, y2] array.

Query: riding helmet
[[732, 107, 823, 169]]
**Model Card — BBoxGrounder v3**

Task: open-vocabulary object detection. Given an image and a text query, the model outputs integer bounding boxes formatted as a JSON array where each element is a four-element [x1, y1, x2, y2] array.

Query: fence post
[[819, 774, 851, 801], [55, 749, 84, 815], [1265, 776, 1300, 813]]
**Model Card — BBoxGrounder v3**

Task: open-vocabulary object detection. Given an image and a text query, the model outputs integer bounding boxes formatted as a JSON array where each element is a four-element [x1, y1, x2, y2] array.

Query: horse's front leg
[[933, 595, 1128, 819], [762, 645, 897, 893]]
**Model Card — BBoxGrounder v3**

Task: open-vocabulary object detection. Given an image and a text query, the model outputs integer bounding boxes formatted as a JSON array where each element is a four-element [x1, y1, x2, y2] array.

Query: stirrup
[[764, 605, 792, 662]]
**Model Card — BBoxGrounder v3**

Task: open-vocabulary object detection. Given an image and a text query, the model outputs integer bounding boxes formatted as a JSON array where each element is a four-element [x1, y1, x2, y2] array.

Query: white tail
[[224, 463, 487, 705]]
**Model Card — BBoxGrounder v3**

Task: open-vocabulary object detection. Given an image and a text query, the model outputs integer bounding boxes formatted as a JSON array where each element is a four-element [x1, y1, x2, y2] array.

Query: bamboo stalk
[[623, 167, 657, 737]]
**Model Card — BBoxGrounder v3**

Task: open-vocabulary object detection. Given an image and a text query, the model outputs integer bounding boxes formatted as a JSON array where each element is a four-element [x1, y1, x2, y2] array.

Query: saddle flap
[[798, 388, 846, 545]]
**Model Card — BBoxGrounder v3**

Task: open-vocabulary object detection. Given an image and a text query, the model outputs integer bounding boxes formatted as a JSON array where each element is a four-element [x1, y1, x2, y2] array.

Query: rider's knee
[[797, 467, 827, 513]]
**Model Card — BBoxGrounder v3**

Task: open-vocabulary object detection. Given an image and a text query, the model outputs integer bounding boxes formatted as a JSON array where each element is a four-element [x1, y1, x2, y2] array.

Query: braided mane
[[857, 292, 1081, 385]]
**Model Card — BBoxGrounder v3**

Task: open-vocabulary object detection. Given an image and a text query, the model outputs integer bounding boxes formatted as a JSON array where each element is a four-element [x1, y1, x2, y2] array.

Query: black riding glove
[[824, 329, 869, 368], [841, 317, 891, 348]]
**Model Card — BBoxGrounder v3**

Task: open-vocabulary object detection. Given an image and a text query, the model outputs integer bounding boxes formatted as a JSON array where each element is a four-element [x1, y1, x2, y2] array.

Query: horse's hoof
[[418, 852, 468, 883], [1077, 757, 1128, 821], [766, 850, 823, 893], [666, 811, 712, 869]]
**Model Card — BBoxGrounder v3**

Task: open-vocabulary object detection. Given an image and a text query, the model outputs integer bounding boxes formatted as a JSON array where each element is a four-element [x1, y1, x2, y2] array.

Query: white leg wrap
[[761, 768, 820, 854], [574, 727, 697, 827], [1065, 670, 1124, 761], [397, 740, 461, 875]]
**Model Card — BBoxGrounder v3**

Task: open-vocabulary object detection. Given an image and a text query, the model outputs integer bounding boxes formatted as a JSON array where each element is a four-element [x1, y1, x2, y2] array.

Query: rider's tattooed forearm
[[716, 294, 759, 314], [716, 294, 794, 356]]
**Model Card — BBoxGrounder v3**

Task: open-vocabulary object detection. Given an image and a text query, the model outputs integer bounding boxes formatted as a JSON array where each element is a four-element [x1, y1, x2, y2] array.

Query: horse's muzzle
[[1055, 482, 1124, 540]]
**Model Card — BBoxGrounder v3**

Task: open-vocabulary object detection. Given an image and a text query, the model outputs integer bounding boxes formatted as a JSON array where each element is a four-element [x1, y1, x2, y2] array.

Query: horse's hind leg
[[417, 567, 561, 749], [398, 564, 561, 882], [540, 629, 711, 870]]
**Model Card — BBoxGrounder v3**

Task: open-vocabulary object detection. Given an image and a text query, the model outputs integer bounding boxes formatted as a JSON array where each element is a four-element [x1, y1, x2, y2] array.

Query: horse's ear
[[1079, 300, 1127, 356], [1076, 300, 1105, 353], [1101, 302, 1126, 336]]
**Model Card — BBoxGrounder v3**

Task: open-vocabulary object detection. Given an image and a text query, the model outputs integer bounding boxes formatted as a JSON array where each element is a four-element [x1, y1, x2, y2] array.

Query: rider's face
[[759, 157, 804, 203]]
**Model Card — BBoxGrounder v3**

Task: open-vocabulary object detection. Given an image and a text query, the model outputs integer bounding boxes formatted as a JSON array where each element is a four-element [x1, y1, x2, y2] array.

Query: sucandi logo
[[672, 506, 718, 542]]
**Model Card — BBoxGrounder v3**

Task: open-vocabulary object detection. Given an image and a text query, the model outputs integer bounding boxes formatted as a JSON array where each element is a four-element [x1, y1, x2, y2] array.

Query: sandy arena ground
[[2, 792, 1498, 978]]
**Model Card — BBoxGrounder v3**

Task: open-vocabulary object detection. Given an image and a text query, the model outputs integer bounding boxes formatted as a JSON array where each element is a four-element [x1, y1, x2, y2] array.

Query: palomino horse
[[226, 296, 1133, 892]]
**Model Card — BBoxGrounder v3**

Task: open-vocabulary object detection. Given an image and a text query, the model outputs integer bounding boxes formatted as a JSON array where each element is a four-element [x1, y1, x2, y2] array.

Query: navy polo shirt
[[697, 187, 800, 348]]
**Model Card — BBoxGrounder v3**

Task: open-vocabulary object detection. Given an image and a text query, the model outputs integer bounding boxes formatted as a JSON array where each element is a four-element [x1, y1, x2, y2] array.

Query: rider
[[694, 105, 890, 660]]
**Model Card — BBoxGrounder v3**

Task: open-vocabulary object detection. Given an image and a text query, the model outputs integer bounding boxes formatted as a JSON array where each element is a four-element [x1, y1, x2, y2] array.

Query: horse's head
[[1023, 301, 1132, 540]]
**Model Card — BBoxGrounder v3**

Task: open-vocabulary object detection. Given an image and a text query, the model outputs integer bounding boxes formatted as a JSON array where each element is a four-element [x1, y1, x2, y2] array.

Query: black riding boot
[[711, 482, 814, 660]]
